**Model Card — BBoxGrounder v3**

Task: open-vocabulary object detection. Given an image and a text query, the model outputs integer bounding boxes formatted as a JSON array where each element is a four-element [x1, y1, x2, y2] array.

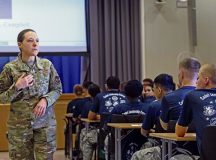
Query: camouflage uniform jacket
[[0, 54, 62, 129]]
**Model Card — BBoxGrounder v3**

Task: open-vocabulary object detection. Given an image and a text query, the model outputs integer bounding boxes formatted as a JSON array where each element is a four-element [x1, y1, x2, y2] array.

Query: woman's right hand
[[15, 73, 34, 90]]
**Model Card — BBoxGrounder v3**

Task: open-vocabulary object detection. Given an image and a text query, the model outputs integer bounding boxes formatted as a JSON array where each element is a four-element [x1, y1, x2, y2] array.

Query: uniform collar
[[18, 53, 43, 71]]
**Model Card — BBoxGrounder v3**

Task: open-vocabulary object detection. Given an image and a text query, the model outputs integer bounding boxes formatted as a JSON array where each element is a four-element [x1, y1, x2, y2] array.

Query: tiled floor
[[0, 150, 65, 160]]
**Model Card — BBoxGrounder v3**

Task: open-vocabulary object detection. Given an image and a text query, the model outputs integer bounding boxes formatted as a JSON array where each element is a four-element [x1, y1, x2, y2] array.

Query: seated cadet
[[141, 78, 155, 103], [65, 84, 87, 139], [142, 84, 155, 100], [65, 83, 92, 158], [172, 64, 216, 160], [69, 81, 93, 118], [88, 76, 127, 120], [110, 79, 146, 115], [159, 57, 201, 131], [131, 74, 175, 160], [81, 84, 101, 118], [141, 74, 175, 136], [131, 57, 201, 160], [66, 84, 85, 113], [140, 84, 156, 111], [106, 80, 146, 160], [79, 84, 101, 159], [140, 78, 156, 110], [82, 76, 127, 160], [158, 58, 201, 157]]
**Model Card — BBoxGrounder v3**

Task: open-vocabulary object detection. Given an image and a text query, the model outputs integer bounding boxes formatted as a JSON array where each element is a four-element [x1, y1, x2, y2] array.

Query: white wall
[[141, 0, 216, 83], [195, 0, 216, 64], [141, 0, 192, 83]]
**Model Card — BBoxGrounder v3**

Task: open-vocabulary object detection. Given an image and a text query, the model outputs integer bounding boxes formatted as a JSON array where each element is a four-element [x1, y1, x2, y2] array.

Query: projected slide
[[0, 0, 12, 19], [0, 0, 87, 54]]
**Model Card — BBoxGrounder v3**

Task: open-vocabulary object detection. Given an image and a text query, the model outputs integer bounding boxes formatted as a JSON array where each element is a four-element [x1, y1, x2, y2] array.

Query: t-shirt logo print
[[203, 105, 216, 117], [105, 96, 119, 112], [178, 100, 184, 106], [105, 100, 112, 107], [210, 117, 216, 125]]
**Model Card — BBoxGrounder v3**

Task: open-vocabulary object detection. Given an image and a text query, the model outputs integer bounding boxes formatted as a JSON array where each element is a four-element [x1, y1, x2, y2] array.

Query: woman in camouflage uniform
[[0, 29, 62, 160]]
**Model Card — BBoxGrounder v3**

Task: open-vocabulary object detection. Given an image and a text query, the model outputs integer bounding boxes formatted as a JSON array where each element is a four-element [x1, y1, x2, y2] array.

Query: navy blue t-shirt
[[160, 86, 195, 123], [111, 101, 146, 115], [140, 96, 156, 103], [90, 90, 127, 114], [67, 97, 91, 117], [81, 99, 94, 118], [67, 98, 83, 113], [142, 100, 161, 131], [140, 96, 156, 111], [178, 88, 216, 153]]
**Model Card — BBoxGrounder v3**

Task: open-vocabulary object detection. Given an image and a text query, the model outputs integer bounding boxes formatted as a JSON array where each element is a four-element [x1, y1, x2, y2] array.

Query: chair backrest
[[110, 114, 146, 160], [201, 125, 216, 160], [111, 114, 145, 123], [100, 112, 110, 127], [98, 113, 111, 159]]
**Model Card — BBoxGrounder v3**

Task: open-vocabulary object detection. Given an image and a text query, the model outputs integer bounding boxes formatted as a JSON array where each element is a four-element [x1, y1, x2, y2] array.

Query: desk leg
[[161, 139, 166, 160], [117, 128, 121, 160], [168, 141, 172, 160], [114, 128, 122, 160], [68, 118, 73, 160], [85, 122, 89, 131], [114, 128, 117, 160]]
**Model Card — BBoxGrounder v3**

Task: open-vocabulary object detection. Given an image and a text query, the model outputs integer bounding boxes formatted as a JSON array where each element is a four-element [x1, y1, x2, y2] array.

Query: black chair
[[110, 114, 145, 123], [64, 115, 74, 158], [64, 115, 83, 159], [98, 113, 111, 160], [108, 114, 146, 160], [200, 125, 216, 160]]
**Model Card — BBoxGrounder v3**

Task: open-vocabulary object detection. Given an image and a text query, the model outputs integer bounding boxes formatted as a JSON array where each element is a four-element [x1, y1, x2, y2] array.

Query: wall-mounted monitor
[[0, 0, 88, 56]]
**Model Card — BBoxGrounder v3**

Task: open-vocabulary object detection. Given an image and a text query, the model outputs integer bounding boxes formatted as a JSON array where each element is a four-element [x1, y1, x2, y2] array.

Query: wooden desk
[[149, 133, 196, 160], [81, 118, 100, 123], [81, 118, 100, 130], [107, 123, 142, 160]]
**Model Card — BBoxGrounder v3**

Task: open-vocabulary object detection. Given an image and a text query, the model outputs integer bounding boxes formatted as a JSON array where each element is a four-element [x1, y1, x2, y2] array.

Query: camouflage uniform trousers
[[131, 138, 161, 160], [131, 146, 161, 160], [132, 149, 200, 160], [80, 127, 98, 160], [8, 124, 56, 160], [131, 139, 200, 160], [170, 154, 200, 160]]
